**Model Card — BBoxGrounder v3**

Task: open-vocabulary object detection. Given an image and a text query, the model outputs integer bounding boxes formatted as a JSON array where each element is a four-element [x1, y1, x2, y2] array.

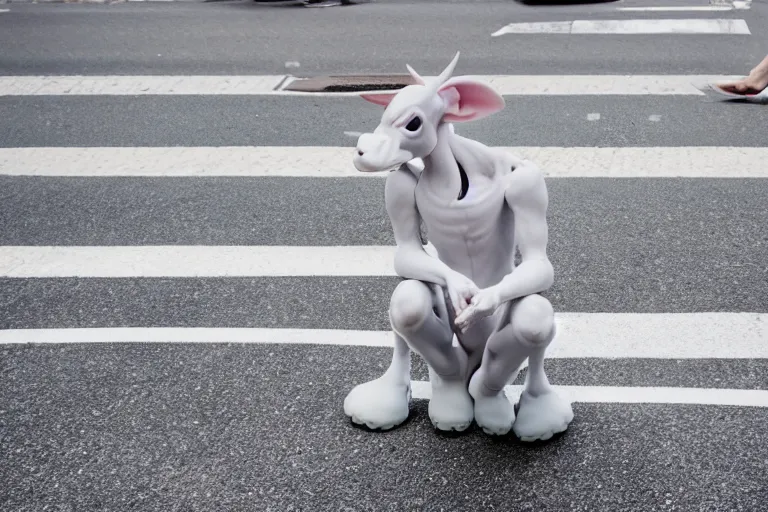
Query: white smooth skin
[[344, 53, 573, 440]]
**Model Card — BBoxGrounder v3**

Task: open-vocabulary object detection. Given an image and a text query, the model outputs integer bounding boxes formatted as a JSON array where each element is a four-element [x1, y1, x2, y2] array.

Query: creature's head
[[352, 52, 505, 173]]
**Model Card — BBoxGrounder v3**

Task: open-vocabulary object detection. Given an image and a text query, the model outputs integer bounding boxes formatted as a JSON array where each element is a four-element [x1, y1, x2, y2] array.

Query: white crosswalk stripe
[[1, 313, 765, 358], [2, 146, 767, 177], [411, 382, 768, 407], [492, 19, 751, 36], [0, 74, 745, 96]]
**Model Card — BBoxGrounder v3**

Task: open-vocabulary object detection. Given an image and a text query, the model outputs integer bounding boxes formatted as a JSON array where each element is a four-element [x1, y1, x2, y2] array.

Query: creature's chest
[[414, 177, 508, 239]]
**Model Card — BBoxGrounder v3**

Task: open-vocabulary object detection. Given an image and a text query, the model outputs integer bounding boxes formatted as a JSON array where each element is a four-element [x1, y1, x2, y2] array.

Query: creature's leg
[[513, 340, 574, 442], [344, 280, 472, 432], [343, 330, 412, 430], [393, 280, 473, 432], [468, 294, 572, 439]]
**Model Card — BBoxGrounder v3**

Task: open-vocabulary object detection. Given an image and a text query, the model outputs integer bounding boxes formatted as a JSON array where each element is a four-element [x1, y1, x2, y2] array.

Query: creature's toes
[[513, 389, 574, 442], [474, 398, 516, 436], [472, 391, 516, 436], [428, 379, 474, 432], [432, 419, 472, 432], [349, 415, 399, 432], [344, 377, 411, 431]]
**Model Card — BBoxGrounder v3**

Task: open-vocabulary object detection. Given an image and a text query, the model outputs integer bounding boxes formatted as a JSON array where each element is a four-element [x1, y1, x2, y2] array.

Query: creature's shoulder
[[384, 164, 420, 208], [502, 157, 548, 206]]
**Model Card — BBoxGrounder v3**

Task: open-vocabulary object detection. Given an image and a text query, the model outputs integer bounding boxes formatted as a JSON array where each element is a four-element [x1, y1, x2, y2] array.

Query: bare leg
[[468, 294, 573, 439]]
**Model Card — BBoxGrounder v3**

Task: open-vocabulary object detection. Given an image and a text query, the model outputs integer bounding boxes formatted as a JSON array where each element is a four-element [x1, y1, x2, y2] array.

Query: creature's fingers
[[448, 289, 462, 316], [455, 306, 476, 329]]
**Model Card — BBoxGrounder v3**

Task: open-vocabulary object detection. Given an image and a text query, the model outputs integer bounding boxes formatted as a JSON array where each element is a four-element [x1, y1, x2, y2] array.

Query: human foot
[[467, 370, 516, 435], [513, 388, 574, 442], [428, 370, 474, 432], [343, 375, 411, 430], [715, 61, 768, 99]]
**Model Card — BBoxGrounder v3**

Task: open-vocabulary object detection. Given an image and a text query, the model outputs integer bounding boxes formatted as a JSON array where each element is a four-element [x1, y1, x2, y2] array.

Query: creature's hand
[[454, 286, 502, 333], [444, 271, 479, 317]]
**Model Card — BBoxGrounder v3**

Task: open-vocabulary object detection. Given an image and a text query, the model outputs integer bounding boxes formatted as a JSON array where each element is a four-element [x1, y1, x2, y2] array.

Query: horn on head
[[429, 51, 460, 92], [405, 64, 426, 85]]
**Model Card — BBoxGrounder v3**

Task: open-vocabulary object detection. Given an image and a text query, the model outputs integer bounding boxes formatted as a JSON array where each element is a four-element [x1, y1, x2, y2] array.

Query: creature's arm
[[454, 160, 553, 332], [385, 167, 451, 285], [385, 167, 478, 313], [496, 159, 554, 302]]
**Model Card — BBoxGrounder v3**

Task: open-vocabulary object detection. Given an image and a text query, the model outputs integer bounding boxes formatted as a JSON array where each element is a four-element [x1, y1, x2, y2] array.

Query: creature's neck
[[421, 123, 466, 201]]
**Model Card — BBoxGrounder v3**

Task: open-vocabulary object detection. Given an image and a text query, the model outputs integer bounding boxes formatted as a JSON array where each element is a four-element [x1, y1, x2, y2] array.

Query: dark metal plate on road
[[282, 75, 417, 93]]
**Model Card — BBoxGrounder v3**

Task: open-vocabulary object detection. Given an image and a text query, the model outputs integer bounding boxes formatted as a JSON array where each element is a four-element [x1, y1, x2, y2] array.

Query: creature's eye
[[405, 116, 422, 132]]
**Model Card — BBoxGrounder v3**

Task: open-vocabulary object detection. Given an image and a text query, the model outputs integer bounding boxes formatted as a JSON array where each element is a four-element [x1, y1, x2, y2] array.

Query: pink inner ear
[[360, 92, 398, 107], [438, 79, 505, 122]]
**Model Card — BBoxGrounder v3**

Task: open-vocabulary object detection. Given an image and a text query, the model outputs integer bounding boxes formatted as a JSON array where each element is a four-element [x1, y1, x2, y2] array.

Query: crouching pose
[[344, 52, 574, 441]]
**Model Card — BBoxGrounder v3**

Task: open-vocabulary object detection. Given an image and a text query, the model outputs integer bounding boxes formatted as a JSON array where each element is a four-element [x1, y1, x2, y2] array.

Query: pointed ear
[[438, 78, 505, 122], [360, 92, 398, 107]]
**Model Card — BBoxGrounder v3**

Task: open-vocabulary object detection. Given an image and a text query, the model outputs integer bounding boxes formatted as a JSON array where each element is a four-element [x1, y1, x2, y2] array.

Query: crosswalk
[[2, 78, 765, 399], [1, 1, 767, 508]]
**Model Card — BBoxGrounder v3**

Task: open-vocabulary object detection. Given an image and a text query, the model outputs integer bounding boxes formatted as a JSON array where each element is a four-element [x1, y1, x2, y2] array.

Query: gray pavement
[[0, 0, 766, 76], [1, 95, 766, 147], [1, 0, 768, 511], [1, 178, 766, 316], [2, 344, 768, 512]]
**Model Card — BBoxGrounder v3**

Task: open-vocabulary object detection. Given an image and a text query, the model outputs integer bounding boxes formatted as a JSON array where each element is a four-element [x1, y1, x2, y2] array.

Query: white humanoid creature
[[343, 53, 574, 441]]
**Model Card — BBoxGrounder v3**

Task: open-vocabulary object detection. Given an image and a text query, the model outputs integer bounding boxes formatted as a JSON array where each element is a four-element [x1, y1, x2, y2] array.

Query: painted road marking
[[0, 75, 287, 96], [618, 6, 734, 11], [2, 146, 767, 178], [0, 75, 745, 96], [492, 19, 750, 36], [0, 245, 399, 277], [411, 382, 768, 407], [0, 313, 766, 359]]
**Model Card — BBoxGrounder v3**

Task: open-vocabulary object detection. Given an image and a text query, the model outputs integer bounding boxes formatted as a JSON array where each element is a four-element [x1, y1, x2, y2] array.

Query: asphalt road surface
[[1, 0, 767, 510]]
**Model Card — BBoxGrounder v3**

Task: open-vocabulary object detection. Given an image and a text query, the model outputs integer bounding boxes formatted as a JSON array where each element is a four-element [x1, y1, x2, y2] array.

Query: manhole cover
[[282, 75, 417, 93]]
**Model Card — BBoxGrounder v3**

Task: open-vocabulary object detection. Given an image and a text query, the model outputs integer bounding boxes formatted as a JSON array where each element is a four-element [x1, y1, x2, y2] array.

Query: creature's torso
[[414, 161, 516, 289]]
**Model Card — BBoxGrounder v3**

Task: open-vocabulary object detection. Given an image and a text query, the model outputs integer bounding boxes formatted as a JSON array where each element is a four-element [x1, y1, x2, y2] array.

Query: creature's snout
[[353, 132, 411, 173], [355, 133, 386, 157]]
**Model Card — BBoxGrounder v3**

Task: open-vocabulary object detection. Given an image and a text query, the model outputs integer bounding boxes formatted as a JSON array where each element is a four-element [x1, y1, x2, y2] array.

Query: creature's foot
[[513, 388, 574, 442], [428, 372, 473, 432], [467, 370, 516, 436], [343, 375, 410, 431]]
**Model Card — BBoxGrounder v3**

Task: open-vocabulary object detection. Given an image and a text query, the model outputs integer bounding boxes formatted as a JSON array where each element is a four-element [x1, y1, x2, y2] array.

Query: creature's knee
[[389, 280, 433, 333], [512, 295, 555, 347]]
